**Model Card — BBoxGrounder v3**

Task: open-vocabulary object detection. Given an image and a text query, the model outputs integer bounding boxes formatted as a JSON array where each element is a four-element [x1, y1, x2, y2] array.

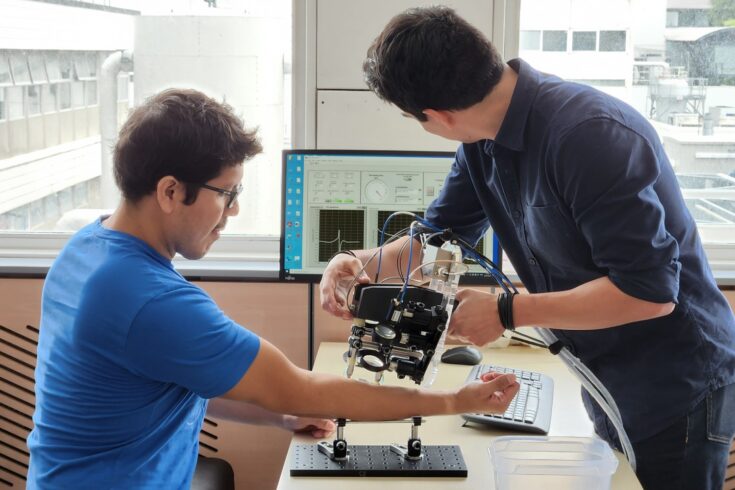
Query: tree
[[709, 0, 735, 26]]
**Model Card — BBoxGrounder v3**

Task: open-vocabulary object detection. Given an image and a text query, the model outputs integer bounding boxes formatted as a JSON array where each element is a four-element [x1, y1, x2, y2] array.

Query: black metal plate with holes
[[290, 444, 467, 477]]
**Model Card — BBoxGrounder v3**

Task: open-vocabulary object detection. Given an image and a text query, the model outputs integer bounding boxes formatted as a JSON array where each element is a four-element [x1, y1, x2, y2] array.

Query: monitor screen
[[280, 150, 500, 284]]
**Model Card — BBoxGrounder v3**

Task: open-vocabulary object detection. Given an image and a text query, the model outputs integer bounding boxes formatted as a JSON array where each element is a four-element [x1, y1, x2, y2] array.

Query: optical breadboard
[[290, 444, 468, 477]]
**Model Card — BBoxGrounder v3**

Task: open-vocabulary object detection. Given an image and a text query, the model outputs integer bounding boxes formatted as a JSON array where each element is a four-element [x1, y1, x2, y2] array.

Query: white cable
[[535, 328, 637, 470]]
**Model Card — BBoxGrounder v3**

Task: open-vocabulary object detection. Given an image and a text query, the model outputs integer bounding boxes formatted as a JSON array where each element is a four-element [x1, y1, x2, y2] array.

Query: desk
[[277, 343, 642, 489]]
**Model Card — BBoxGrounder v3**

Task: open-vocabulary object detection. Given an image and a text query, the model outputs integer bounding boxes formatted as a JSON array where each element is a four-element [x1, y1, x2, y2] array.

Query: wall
[[294, 0, 507, 151]]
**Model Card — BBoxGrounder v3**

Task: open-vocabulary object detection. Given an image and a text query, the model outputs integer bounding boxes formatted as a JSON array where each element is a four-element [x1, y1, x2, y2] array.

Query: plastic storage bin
[[489, 436, 619, 490]]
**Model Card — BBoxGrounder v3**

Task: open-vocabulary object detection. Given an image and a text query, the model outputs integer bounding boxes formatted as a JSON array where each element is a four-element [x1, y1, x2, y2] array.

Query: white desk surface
[[277, 343, 642, 489]]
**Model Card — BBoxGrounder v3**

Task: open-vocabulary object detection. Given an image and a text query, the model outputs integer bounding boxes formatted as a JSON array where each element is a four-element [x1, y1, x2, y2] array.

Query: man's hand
[[283, 415, 337, 439], [454, 372, 519, 414], [319, 254, 370, 320], [449, 288, 505, 346]]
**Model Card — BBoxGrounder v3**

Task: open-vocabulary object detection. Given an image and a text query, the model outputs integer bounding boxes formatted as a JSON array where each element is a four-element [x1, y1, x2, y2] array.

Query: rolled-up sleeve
[[425, 146, 491, 246], [554, 118, 681, 303]]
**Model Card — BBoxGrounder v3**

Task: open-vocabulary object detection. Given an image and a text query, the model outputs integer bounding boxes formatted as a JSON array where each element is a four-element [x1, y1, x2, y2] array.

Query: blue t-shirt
[[426, 58, 735, 443], [27, 219, 261, 489]]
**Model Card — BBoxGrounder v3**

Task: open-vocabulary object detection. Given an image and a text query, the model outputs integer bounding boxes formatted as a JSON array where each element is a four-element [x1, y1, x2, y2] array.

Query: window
[[117, 73, 130, 102], [599, 31, 626, 52], [520, 30, 541, 50], [71, 81, 85, 108], [26, 86, 41, 115], [58, 53, 74, 80], [58, 83, 71, 110], [572, 31, 596, 51], [9, 53, 31, 85], [6, 86, 23, 119], [45, 53, 63, 82], [543, 30, 568, 52], [74, 52, 96, 80], [0, 0, 292, 255], [28, 53, 47, 84], [0, 55, 12, 86], [518, 0, 735, 275], [85, 81, 97, 106], [41, 84, 57, 113]]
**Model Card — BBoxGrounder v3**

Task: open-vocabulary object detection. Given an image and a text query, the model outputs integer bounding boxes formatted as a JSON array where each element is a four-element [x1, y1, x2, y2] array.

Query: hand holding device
[[320, 253, 369, 320], [450, 288, 505, 346]]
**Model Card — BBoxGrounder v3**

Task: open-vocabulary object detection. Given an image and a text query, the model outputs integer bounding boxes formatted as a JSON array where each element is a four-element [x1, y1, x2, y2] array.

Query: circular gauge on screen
[[365, 179, 389, 203]]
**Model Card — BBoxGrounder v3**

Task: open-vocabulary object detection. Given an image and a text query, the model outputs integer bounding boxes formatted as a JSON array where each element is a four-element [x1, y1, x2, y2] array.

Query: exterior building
[[0, 0, 135, 230], [519, 0, 735, 230]]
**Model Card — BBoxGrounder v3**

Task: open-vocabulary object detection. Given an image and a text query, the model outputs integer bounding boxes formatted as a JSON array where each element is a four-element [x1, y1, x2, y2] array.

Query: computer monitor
[[280, 149, 501, 284]]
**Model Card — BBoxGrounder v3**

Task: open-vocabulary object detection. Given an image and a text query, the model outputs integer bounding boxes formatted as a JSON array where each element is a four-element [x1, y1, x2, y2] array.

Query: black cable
[[508, 334, 549, 349]]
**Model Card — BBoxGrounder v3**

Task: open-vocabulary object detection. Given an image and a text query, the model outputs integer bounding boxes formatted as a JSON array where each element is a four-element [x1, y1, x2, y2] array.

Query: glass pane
[[520, 30, 541, 50], [27, 85, 41, 115], [74, 52, 95, 80], [42, 84, 57, 113], [0, 55, 14, 86], [542, 30, 567, 52], [599, 30, 626, 52], [28, 53, 47, 84], [117, 73, 130, 101], [572, 31, 596, 51], [85, 81, 97, 106], [9, 52, 31, 84], [58, 83, 71, 110], [58, 53, 73, 80], [71, 81, 84, 107], [7, 86, 23, 119], [0, 89, 5, 120], [45, 53, 62, 82], [86, 52, 98, 78]]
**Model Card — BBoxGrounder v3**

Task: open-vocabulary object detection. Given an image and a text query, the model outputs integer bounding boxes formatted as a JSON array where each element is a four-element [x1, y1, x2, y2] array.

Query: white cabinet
[[307, 0, 497, 150], [316, 0, 494, 90]]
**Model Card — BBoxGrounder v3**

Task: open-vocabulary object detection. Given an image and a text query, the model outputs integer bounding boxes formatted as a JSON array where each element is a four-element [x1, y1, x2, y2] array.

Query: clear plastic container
[[489, 436, 619, 490]]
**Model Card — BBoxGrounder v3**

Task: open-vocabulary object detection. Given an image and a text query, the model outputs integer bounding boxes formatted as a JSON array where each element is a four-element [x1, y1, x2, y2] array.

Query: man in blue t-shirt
[[27, 88, 520, 489], [320, 7, 735, 490]]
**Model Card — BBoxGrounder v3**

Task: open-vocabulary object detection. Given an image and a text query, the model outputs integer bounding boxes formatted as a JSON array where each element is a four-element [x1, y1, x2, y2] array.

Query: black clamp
[[389, 416, 424, 461], [317, 418, 350, 461]]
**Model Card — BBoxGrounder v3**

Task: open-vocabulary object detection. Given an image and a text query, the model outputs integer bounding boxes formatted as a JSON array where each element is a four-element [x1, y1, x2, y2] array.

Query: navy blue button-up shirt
[[426, 58, 735, 442]]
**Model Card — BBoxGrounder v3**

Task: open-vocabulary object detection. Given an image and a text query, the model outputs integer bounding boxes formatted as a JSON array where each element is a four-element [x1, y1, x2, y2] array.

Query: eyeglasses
[[198, 182, 243, 209]]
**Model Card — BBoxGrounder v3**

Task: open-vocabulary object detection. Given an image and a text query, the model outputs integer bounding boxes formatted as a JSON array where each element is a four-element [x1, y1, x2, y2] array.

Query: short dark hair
[[113, 88, 262, 204], [363, 6, 505, 121]]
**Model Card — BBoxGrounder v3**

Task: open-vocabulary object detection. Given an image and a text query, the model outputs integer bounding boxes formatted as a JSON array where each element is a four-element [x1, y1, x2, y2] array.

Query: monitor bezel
[[279, 149, 501, 285]]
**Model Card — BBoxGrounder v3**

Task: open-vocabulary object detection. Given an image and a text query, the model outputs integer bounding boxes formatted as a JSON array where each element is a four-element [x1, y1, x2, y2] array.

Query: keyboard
[[462, 364, 554, 434]]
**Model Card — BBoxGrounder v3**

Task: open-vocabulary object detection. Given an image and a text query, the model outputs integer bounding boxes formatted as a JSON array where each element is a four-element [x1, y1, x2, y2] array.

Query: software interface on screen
[[281, 150, 499, 282]]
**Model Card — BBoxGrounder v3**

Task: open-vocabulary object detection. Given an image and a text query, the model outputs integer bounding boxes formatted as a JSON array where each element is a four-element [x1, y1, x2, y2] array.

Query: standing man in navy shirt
[[320, 7, 735, 490]]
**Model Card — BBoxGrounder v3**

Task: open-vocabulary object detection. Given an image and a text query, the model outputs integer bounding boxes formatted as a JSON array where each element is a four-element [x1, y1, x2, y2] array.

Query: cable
[[398, 221, 417, 302], [376, 212, 423, 282], [348, 212, 637, 470], [534, 328, 636, 470]]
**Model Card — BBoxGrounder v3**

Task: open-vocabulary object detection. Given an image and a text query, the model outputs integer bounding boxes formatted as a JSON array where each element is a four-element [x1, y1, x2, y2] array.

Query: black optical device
[[345, 284, 449, 385]]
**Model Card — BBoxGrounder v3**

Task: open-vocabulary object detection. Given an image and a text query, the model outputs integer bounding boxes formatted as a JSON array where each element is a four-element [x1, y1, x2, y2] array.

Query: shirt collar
[[489, 58, 540, 153]]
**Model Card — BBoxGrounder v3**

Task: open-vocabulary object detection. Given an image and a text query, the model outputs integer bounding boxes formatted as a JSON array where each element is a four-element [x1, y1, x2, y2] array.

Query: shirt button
[[529, 257, 538, 266], [512, 210, 521, 219]]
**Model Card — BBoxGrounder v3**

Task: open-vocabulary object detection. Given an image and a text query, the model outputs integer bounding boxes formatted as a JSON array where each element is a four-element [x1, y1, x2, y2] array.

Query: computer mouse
[[441, 345, 483, 365]]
